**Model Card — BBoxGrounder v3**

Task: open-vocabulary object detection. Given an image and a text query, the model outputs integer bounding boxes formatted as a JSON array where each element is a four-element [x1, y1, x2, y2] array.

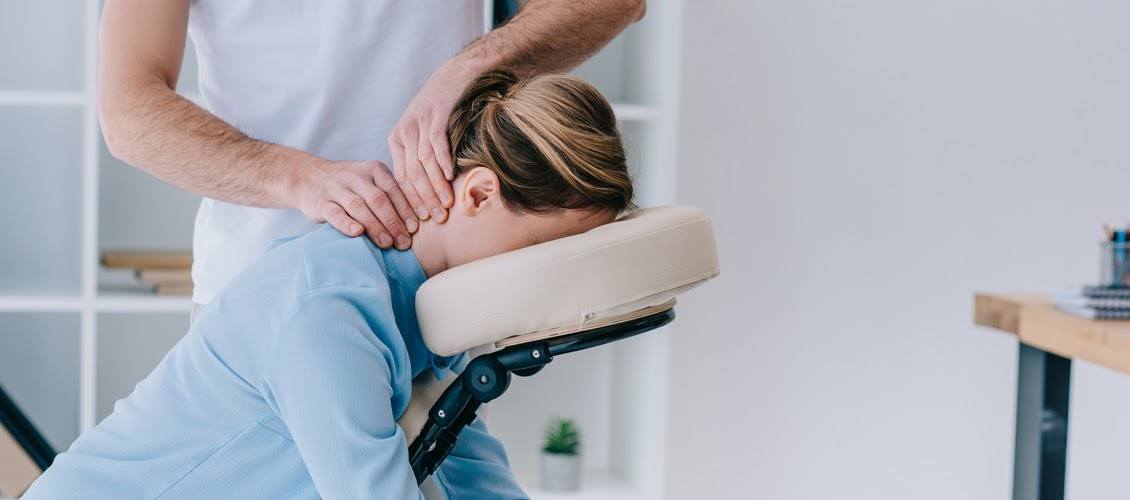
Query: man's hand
[[388, 62, 482, 224], [294, 160, 419, 250]]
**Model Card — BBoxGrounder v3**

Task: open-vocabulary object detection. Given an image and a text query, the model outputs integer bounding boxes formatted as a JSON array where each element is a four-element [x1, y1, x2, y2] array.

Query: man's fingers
[[358, 184, 411, 250], [389, 134, 428, 222], [417, 144, 453, 213], [341, 192, 394, 249], [370, 162, 420, 234], [390, 131, 431, 221], [410, 171, 446, 224], [321, 202, 364, 237], [429, 120, 456, 182], [396, 171, 428, 229], [374, 179, 419, 236], [404, 131, 446, 222], [419, 126, 455, 211]]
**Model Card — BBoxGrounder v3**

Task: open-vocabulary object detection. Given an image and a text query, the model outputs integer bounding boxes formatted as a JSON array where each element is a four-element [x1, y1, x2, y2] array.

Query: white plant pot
[[540, 452, 582, 492]]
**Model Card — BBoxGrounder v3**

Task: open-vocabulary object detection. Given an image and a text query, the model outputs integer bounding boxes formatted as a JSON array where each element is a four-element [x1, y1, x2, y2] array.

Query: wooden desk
[[975, 293, 1130, 500]]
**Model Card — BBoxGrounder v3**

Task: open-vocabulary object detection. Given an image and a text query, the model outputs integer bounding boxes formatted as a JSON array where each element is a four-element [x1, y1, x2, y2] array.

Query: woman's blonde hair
[[447, 69, 633, 215]]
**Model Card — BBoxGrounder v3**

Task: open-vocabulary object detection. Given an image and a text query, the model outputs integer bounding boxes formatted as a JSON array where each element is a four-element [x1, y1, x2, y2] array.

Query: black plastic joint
[[462, 356, 511, 402], [429, 380, 471, 428], [494, 342, 552, 371]]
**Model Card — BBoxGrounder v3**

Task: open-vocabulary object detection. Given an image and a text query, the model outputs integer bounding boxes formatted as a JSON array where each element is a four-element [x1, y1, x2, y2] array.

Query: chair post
[[410, 341, 554, 483]]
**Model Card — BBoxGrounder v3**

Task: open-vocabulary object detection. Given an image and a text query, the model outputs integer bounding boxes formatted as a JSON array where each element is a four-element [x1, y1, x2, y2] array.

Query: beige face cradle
[[415, 205, 719, 356], [401, 205, 719, 483]]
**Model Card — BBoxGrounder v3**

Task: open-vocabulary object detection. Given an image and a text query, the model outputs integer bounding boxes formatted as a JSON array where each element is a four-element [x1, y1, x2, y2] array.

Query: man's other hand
[[295, 160, 419, 250], [388, 62, 481, 224]]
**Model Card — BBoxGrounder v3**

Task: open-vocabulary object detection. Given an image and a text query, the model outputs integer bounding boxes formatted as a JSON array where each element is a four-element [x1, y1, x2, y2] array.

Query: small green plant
[[542, 418, 581, 456]]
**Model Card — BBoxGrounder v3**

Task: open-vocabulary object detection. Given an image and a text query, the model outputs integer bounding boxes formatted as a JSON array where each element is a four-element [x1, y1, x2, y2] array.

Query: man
[[99, 0, 645, 312]]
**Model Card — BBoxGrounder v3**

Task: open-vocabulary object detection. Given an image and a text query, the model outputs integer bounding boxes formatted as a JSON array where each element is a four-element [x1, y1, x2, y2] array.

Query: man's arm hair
[[462, 0, 647, 76], [99, 0, 306, 208]]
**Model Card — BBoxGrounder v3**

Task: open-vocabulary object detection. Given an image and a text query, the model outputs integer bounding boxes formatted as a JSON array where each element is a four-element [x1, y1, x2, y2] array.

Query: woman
[[24, 70, 633, 499]]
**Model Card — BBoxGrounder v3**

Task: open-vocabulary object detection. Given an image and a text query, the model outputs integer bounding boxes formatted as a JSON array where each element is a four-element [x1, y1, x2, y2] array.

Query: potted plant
[[540, 417, 582, 491]]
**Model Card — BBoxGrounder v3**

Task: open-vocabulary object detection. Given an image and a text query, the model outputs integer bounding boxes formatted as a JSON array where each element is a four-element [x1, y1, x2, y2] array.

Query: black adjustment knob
[[463, 356, 510, 402]]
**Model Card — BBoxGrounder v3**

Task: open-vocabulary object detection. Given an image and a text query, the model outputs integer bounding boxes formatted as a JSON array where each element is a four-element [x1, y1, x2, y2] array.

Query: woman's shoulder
[[298, 225, 393, 294]]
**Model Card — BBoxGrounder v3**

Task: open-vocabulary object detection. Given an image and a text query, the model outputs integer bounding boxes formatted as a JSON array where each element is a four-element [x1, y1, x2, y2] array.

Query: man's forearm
[[457, 0, 646, 76], [100, 78, 306, 208]]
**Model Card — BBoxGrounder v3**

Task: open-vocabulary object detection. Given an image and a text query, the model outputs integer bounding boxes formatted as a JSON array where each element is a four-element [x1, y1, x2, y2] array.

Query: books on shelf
[[101, 250, 192, 270], [1051, 287, 1130, 320], [101, 250, 193, 297], [152, 283, 194, 296], [136, 268, 191, 284]]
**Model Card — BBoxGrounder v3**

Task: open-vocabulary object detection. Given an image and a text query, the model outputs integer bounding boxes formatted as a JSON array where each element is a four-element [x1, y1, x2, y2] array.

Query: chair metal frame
[[408, 307, 676, 484]]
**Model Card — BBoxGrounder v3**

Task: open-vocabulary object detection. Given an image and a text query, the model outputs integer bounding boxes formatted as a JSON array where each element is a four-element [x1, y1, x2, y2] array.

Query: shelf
[[0, 90, 85, 106], [0, 0, 85, 92], [94, 293, 193, 313], [0, 296, 83, 313], [0, 106, 84, 295], [0, 294, 192, 314], [521, 471, 646, 500]]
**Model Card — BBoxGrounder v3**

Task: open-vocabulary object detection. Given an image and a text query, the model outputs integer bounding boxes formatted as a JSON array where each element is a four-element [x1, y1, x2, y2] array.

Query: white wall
[[666, 1, 1130, 498]]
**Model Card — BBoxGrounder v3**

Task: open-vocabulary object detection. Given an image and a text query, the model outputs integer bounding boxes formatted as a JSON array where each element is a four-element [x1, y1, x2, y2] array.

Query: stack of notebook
[[1051, 286, 1130, 320], [100, 250, 193, 296]]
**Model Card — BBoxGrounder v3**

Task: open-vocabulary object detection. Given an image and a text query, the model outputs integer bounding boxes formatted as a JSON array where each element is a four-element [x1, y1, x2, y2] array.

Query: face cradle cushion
[[415, 205, 719, 356]]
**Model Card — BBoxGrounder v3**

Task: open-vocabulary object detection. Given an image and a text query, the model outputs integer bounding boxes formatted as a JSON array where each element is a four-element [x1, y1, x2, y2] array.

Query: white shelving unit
[[0, 1, 681, 498]]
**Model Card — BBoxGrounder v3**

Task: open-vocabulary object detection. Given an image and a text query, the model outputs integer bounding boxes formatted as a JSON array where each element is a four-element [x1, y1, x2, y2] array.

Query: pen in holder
[[1101, 230, 1130, 288]]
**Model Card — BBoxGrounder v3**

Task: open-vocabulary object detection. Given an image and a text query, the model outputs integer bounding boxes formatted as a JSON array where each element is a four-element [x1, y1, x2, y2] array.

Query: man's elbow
[[100, 111, 129, 164], [98, 80, 150, 165]]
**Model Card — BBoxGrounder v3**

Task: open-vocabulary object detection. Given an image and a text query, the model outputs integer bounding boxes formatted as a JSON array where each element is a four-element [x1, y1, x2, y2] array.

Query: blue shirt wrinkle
[[23, 225, 525, 500]]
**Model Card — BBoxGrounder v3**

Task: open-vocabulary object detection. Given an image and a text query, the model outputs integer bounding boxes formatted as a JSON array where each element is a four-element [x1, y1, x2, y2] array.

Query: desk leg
[[1013, 343, 1071, 500]]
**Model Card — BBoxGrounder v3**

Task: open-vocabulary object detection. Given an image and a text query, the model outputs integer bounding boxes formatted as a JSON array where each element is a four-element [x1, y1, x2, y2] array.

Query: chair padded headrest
[[415, 205, 719, 356]]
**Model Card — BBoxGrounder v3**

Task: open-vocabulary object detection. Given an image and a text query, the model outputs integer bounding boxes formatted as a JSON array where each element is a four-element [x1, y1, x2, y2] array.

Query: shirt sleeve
[[432, 417, 529, 500], [263, 286, 422, 500]]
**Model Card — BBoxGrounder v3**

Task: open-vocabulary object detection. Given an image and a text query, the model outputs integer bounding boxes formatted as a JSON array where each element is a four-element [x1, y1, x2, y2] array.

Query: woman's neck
[[407, 220, 449, 278]]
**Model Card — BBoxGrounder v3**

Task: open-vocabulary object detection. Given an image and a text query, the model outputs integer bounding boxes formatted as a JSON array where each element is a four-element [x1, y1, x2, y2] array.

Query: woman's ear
[[456, 166, 502, 216]]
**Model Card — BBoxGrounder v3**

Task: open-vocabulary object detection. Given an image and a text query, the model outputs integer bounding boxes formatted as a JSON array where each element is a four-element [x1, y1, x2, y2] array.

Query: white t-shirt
[[187, 0, 485, 304]]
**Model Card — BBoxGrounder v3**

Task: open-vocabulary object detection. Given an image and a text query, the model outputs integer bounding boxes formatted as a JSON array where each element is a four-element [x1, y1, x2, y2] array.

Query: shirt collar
[[378, 248, 468, 379], [379, 248, 428, 300]]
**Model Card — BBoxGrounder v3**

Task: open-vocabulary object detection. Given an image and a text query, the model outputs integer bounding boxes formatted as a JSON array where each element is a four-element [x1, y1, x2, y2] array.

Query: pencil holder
[[1101, 241, 1130, 288]]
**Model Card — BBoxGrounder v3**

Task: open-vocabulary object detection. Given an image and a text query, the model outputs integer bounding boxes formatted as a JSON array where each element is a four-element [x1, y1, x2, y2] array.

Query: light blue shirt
[[25, 226, 526, 499]]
